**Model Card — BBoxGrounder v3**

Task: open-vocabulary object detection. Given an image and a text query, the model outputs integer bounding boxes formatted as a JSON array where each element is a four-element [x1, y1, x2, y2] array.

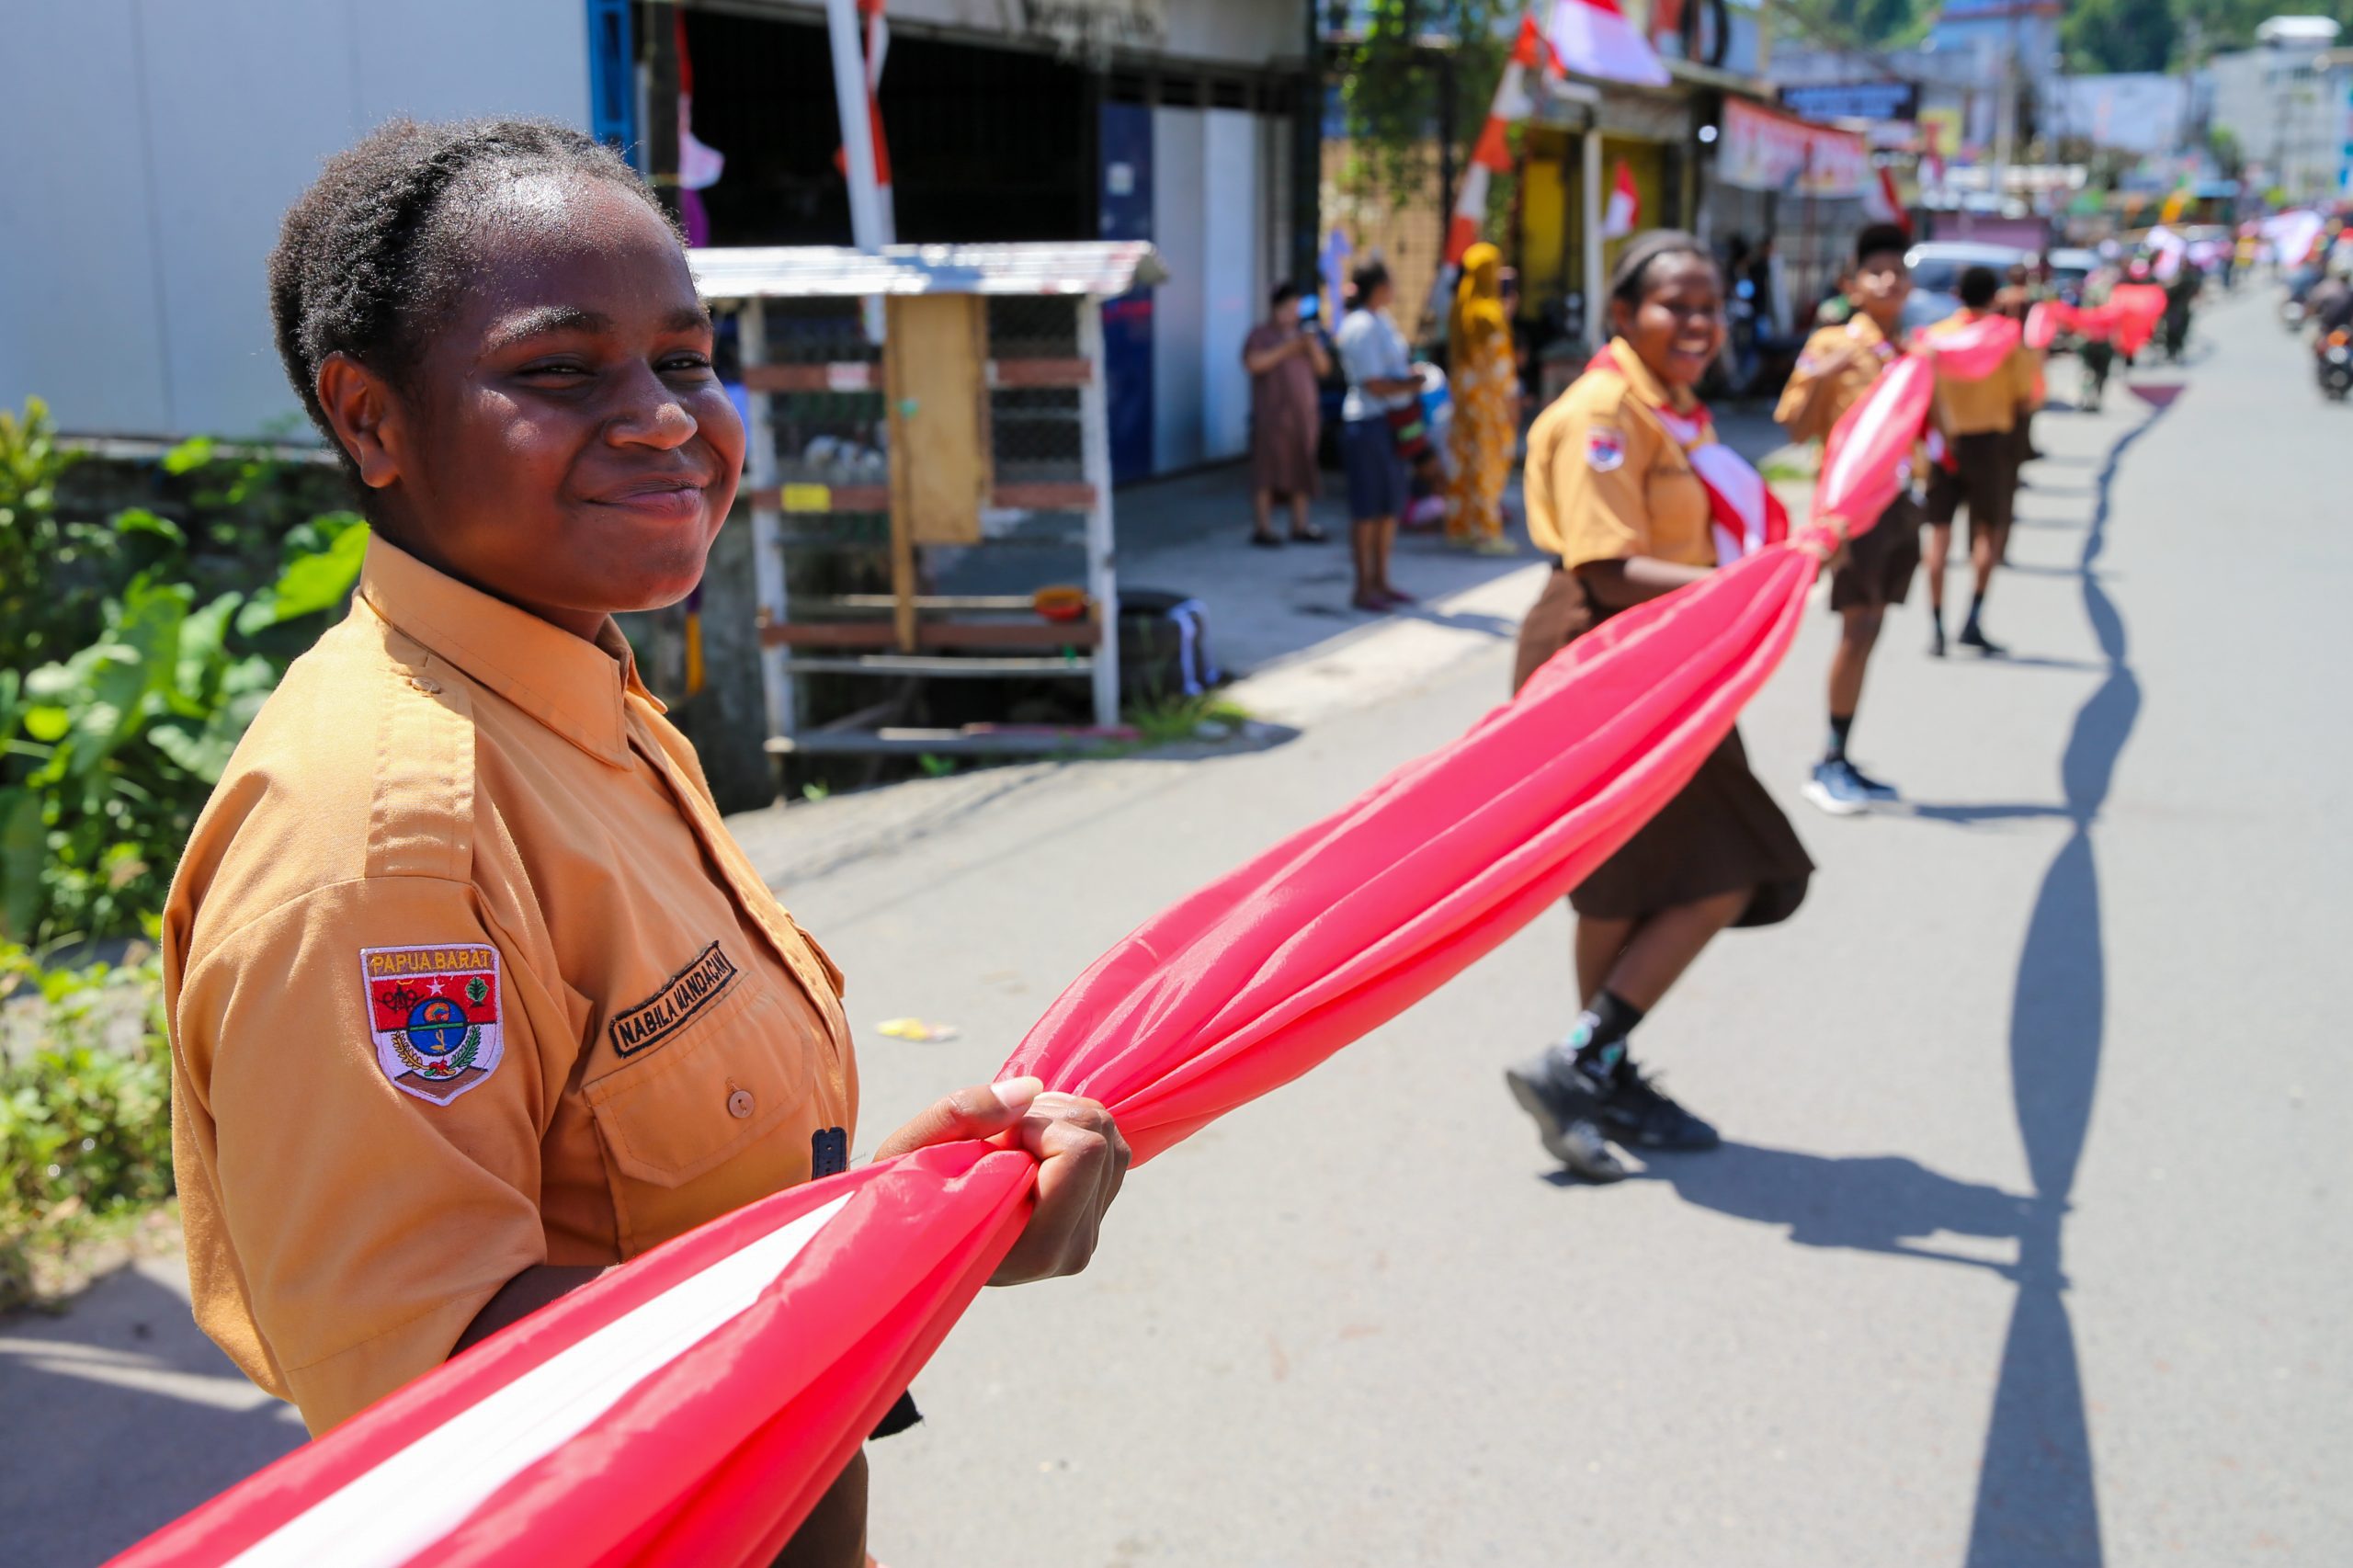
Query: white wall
[[1199, 108, 1258, 462], [1150, 106, 1207, 472], [1149, 104, 1267, 473], [0, 0, 590, 439]]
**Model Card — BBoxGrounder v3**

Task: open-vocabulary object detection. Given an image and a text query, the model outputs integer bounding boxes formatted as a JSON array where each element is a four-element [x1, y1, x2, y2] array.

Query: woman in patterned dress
[[1443, 243, 1521, 554]]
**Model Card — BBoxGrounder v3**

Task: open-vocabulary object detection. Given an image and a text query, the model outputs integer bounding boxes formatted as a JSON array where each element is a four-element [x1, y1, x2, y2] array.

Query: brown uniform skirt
[[1514, 567, 1813, 928]]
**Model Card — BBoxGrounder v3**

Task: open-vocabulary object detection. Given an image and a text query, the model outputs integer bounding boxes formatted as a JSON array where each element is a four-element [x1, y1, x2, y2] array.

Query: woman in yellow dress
[[1444, 242, 1521, 554]]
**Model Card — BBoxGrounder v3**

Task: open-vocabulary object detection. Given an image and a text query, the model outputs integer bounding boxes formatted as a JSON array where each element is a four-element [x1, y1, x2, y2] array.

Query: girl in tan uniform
[[163, 119, 1128, 1568], [1503, 232, 1813, 1182]]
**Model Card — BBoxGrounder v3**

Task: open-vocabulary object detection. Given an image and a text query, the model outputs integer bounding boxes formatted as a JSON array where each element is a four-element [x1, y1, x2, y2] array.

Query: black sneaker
[[1590, 1064, 1721, 1152], [1957, 621, 2006, 657], [1928, 623, 1948, 658], [1504, 1055, 1628, 1182]]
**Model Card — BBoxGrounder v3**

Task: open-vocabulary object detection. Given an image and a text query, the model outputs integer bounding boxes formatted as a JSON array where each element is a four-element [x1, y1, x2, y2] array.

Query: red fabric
[[1813, 353, 1935, 536], [1916, 312, 2023, 380], [2108, 283, 2168, 356], [1470, 114, 1515, 175], [117, 358, 1911, 1567]]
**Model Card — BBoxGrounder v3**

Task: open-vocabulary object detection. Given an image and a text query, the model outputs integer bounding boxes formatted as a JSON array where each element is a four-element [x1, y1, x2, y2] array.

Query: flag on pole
[[831, 0, 895, 244], [1548, 0, 1672, 87], [1602, 159, 1640, 239], [1441, 14, 1563, 268], [1861, 164, 1908, 234]]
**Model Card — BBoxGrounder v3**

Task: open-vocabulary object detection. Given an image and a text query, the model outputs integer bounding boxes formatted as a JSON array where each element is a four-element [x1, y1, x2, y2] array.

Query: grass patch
[[1128, 692, 1256, 750], [1760, 457, 1817, 483]]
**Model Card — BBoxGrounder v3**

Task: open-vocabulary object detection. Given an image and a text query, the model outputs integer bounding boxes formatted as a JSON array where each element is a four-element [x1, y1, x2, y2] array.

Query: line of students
[[1505, 226, 2042, 1180]]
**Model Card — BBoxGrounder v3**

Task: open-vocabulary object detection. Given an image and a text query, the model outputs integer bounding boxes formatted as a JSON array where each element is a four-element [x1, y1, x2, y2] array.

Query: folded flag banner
[[114, 353, 1944, 1568], [1549, 0, 1672, 86]]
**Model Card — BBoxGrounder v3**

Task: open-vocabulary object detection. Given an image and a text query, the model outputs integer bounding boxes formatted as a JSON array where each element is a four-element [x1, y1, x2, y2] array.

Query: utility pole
[[645, 0, 681, 221]]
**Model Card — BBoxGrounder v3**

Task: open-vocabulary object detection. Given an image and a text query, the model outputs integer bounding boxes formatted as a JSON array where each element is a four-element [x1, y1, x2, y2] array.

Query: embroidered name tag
[[360, 944, 506, 1106], [610, 942, 740, 1057]]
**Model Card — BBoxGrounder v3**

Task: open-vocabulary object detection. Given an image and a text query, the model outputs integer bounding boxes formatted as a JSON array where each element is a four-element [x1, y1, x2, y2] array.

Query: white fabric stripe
[[228, 1195, 856, 1568]]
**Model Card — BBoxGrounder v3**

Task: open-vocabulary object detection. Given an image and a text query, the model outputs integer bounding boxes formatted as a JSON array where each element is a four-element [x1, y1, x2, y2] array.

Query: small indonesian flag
[[1862, 164, 1909, 234], [1603, 159, 1640, 239], [1549, 0, 1672, 88]]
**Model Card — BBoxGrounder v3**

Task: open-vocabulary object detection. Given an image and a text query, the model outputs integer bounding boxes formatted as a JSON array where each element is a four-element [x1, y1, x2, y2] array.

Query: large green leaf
[[0, 790, 42, 942], [242, 518, 368, 631]]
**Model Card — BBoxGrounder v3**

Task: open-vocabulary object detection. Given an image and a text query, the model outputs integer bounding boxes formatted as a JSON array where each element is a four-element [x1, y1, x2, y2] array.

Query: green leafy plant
[[1337, 1, 1521, 231], [0, 399, 366, 945], [0, 942, 175, 1311]]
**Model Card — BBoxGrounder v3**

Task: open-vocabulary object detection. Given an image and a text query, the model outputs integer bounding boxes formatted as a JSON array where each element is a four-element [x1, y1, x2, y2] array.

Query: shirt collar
[[357, 536, 663, 768], [1604, 336, 1701, 415]]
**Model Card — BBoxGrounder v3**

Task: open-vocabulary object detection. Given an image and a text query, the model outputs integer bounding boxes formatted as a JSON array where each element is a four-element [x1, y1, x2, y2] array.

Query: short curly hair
[[267, 118, 673, 472]]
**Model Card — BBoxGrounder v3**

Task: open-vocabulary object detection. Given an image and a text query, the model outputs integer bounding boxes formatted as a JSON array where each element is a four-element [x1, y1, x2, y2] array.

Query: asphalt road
[[6, 292, 2344, 1567]]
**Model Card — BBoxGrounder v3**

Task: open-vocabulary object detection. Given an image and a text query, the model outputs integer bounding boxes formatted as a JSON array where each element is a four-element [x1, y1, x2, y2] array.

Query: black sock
[[1825, 712, 1855, 763], [1964, 590, 1985, 630], [1560, 989, 1645, 1083]]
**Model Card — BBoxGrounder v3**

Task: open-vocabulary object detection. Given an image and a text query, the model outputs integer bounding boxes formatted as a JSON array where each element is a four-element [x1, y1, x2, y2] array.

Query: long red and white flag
[[1603, 158, 1640, 239], [1549, 0, 1672, 87], [114, 358, 1946, 1568]]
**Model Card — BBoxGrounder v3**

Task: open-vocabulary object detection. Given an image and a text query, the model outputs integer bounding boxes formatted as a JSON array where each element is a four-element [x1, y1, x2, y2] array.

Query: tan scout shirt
[[1525, 336, 1714, 573], [1774, 313, 1898, 446], [1923, 310, 2042, 437], [163, 538, 858, 1435]]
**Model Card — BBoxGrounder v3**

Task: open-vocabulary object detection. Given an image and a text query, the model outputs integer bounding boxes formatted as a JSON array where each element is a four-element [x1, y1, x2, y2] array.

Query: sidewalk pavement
[[1110, 408, 1805, 726]]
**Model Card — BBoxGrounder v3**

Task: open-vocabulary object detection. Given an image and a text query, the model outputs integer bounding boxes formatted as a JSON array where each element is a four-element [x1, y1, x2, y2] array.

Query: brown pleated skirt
[[1514, 567, 1813, 928]]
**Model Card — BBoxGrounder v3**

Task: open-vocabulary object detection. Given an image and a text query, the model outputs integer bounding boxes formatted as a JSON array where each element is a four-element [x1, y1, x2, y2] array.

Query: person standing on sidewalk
[[1774, 223, 1923, 814], [1921, 265, 2040, 657], [1442, 242, 1521, 555], [1504, 231, 1813, 1182], [1334, 261, 1422, 611], [163, 119, 1129, 1568], [1242, 280, 1331, 548]]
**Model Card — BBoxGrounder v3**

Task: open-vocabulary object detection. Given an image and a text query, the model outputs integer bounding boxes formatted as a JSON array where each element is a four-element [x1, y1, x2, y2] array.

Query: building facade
[[2206, 19, 2351, 203], [2, 0, 1310, 490]]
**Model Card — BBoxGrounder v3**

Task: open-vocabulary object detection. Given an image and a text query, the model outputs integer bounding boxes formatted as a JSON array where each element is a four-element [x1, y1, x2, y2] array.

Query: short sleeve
[[1544, 391, 1654, 572], [1773, 328, 1843, 443], [172, 876, 560, 1434]]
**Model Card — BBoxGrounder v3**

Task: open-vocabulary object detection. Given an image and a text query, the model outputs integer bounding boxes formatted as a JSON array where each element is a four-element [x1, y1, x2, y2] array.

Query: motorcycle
[[2318, 329, 2353, 402]]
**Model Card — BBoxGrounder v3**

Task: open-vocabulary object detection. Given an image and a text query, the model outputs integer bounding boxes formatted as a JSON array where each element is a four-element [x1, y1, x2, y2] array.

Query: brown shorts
[[1925, 431, 2014, 540], [1512, 568, 1813, 928], [1829, 492, 1924, 612]]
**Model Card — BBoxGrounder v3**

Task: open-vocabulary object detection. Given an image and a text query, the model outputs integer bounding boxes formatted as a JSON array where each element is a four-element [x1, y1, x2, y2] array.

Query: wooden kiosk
[[688, 242, 1165, 759]]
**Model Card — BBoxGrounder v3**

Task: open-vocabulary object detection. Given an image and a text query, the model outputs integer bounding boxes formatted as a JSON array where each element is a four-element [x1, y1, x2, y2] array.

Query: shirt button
[[727, 1088, 756, 1119]]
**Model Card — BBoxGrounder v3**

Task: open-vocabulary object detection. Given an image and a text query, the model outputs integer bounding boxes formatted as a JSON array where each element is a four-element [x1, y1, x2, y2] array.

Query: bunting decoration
[[1603, 159, 1641, 240]]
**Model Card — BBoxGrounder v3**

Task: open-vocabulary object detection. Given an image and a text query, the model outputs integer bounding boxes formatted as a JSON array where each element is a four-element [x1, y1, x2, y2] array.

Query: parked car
[[1902, 241, 2036, 332]]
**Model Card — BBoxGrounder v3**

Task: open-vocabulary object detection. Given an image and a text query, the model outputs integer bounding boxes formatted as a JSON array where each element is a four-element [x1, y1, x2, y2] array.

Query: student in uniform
[[1774, 223, 1922, 814], [162, 119, 1130, 1568], [1920, 265, 2040, 657], [1501, 232, 1813, 1183]]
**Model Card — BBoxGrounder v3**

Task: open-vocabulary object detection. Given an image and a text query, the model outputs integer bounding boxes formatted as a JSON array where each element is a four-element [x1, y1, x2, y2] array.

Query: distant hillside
[[1777, 0, 2353, 74]]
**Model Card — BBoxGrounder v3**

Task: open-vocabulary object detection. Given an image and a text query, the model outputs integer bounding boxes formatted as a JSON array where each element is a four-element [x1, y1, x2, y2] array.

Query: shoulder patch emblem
[[610, 941, 741, 1058], [1586, 427, 1627, 472], [360, 944, 505, 1105]]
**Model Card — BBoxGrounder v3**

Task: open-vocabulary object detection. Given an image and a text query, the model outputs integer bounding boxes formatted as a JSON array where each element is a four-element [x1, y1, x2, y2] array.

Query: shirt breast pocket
[[584, 977, 822, 1255]]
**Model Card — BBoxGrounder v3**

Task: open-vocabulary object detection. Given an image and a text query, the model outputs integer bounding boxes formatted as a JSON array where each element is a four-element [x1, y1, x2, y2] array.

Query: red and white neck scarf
[[1587, 345, 1789, 564]]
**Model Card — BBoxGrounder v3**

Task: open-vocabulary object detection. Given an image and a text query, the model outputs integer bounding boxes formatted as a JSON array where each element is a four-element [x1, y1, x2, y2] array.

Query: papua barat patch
[[359, 943, 506, 1105], [610, 941, 740, 1058]]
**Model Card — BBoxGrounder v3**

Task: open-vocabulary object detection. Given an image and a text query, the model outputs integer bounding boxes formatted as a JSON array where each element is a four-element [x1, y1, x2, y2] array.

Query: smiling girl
[[1502, 232, 1813, 1184], [162, 119, 1126, 1567]]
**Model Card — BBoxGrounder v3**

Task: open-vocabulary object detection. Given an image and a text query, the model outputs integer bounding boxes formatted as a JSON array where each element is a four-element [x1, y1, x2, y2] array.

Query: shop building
[[3, 0, 1315, 491]]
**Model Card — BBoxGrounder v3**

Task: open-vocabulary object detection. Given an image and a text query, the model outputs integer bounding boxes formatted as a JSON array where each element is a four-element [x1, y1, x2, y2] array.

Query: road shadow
[[0, 1263, 305, 1567], [1607, 1142, 2033, 1278], [1959, 380, 2160, 1568]]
